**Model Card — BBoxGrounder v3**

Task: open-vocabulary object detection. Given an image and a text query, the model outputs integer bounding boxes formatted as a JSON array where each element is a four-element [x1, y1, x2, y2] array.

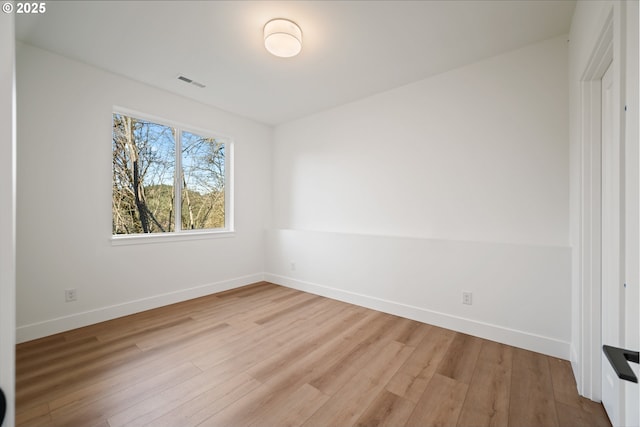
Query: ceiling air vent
[[177, 75, 206, 89]]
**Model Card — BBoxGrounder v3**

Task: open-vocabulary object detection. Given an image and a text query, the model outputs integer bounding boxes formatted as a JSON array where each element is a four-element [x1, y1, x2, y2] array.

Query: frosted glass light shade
[[264, 19, 302, 58]]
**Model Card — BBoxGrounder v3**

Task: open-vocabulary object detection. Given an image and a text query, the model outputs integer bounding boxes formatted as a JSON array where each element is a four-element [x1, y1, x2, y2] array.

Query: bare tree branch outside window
[[112, 113, 226, 235]]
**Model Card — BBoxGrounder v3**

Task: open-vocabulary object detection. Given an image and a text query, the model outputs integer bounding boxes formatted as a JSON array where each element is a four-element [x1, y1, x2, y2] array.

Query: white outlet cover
[[462, 292, 472, 305], [65, 289, 77, 302]]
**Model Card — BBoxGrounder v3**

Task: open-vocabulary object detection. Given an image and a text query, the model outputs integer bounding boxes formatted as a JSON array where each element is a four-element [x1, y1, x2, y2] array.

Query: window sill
[[111, 230, 235, 246]]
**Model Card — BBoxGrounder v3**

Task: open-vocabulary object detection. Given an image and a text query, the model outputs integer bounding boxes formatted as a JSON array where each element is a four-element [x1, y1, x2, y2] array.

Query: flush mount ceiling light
[[264, 18, 302, 58]]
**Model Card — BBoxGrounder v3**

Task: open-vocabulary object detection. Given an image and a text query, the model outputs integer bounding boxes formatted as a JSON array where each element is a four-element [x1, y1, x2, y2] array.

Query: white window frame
[[111, 107, 234, 246]]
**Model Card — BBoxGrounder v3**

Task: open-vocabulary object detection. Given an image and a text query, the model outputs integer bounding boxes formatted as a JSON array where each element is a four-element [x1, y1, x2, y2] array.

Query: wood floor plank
[[548, 357, 611, 427], [246, 383, 330, 427], [360, 340, 416, 384], [394, 319, 434, 347], [386, 325, 456, 403], [95, 315, 196, 345], [107, 361, 239, 427], [196, 311, 382, 427], [307, 313, 410, 395], [134, 320, 229, 351], [436, 332, 483, 384], [48, 362, 202, 427], [548, 357, 581, 406], [15, 282, 611, 427], [301, 340, 414, 427], [254, 294, 322, 324], [67, 321, 249, 411], [195, 380, 313, 427], [58, 303, 200, 343], [148, 373, 262, 427], [246, 310, 381, 391], [174, 285, 293, 327], [556, 401, 612, 427], [46, 345, 207, 412], [246, 307, 367, 383], [404, 373, 468, 427], [16, 336, 100, 373], [192, 297, 352, 374], [213, 281, 277, 298], [548, 357, 593, 410], [17, 344, 144, 410], [508, 348, 559, 427], [456, 340, 512, 427], [353, 389, 415, 427], [197, 289, 319, 328], [17, 339, 140, 384], [15, 335, 67, 361], [15, 403, 50, 427]]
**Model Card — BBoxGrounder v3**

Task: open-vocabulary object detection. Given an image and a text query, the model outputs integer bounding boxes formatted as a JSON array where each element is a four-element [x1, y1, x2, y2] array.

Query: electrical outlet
[[462, 291, 472, 305], [65, 288, 77, 302]]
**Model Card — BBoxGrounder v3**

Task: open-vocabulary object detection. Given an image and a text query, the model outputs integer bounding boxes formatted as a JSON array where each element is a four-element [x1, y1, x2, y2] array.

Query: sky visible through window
[[112, 113, 226, 234]]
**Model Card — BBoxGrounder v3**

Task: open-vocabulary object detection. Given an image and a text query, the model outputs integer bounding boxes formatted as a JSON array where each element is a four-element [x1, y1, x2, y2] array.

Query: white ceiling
[[16, 0, 575, 126]]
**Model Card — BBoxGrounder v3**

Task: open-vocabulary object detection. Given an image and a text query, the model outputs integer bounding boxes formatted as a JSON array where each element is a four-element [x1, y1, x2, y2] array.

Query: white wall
[[268, 36, 572, 358], [16, 44, 272, 342], [273, 36, 569, 247], [0, 10, 16, 427]]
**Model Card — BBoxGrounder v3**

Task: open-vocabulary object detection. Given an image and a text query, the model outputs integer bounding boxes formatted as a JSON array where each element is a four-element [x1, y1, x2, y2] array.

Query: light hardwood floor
[[16, 282, 611, 427]]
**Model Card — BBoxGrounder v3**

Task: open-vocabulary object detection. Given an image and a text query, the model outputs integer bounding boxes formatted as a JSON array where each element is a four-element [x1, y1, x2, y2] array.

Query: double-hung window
[[112, 111, 232, 240]]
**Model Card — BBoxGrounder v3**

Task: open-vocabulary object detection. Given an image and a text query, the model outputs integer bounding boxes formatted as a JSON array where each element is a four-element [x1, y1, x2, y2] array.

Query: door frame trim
[[575, 5, 615, 402]]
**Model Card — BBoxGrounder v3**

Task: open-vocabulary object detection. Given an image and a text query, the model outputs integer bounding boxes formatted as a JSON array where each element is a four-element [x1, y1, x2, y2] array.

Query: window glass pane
[[112, 113, 176, 234], [181, 131, 225, 230]]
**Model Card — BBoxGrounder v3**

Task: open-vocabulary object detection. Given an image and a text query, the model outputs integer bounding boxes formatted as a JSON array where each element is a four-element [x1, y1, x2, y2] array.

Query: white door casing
[[578, 3, 639, 426], [600, 59, 625, 427], [622, 2, 640, 425]]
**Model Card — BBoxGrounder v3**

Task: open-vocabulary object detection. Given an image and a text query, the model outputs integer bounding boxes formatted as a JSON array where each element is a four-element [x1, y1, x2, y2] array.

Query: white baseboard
[[570, 344, 583, 395], [18, 271, 572, 360], [265, 273, 571, 359], [16, 273, 264, 343]]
